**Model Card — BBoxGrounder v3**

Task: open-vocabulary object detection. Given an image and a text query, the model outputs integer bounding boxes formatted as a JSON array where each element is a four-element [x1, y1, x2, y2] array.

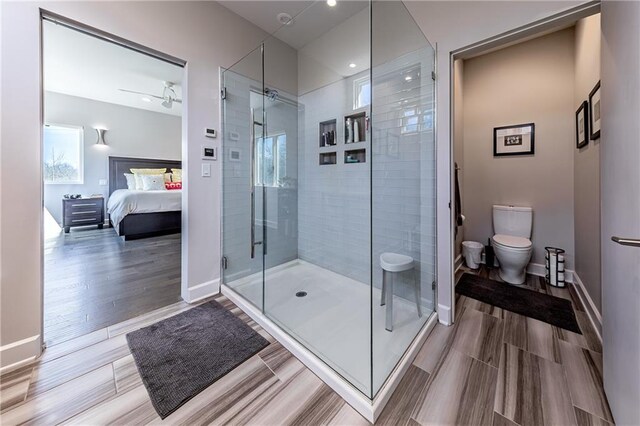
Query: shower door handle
[[250, 108, 257, 259], [612, 236, 640, 247], [250, 108, 266, 258]]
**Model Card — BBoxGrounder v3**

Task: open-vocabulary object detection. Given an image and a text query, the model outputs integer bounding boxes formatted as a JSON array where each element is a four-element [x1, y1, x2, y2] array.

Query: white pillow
[[124, 173, 137, 190], [133, 174, 144, 190], [141, 174, 166, 191]]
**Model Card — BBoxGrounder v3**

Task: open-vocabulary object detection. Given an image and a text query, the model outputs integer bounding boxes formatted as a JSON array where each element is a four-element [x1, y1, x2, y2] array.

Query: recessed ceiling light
[[405, 76, 413, 82], [349, 63, 356, 68], [277, 12, 293, 26], [327, 0, 337, 7], [142, 97, 152, 102]]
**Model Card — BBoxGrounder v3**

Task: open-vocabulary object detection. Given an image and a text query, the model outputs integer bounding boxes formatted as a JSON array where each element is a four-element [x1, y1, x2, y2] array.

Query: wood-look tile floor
[[44, 226, 182, 346], [1, 266, 614, 425]]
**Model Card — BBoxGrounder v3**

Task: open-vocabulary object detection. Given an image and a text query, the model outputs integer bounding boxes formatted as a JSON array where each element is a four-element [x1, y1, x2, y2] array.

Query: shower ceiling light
[[327, 0, 337, 7], [349, 63, 356, 68], [277, 12, 293, 26], [405, 75, 413, 81]]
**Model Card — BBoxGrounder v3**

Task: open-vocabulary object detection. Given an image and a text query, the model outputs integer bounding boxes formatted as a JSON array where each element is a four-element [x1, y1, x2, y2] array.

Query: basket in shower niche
[[545, 247, 566, 288]]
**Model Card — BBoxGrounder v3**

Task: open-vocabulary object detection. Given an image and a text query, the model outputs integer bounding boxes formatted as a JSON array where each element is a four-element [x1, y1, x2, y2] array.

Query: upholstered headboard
[[108, 156, 182, 195]]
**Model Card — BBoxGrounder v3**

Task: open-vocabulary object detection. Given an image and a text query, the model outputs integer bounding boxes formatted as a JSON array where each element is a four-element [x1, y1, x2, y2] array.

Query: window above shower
[[353, 76, 371, 110]]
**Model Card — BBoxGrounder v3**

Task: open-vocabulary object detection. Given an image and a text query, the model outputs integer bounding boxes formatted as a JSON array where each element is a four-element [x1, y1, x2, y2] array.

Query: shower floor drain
[[295, 291, 307, 298]]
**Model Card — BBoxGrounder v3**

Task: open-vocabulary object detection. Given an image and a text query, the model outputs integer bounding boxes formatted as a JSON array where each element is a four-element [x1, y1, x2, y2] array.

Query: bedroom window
[[43, 124, 84, 184], [255, 133, 286, 187]]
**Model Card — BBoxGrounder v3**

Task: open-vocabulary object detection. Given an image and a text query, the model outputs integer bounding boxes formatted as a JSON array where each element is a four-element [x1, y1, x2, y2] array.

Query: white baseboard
[[526, 262, 574, 283], [438, 303, 452, 326], [0, 334, 41, 374], [571, 272, 603, 341], [222, 283, 437, 423], [183, 278, 220, 303]]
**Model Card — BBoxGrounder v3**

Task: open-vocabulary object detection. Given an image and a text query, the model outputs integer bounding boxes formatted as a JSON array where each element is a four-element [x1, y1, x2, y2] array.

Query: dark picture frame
[[493, 123, 535, 157], [589, 80, 601, 140], [576, 101, 589, 149]]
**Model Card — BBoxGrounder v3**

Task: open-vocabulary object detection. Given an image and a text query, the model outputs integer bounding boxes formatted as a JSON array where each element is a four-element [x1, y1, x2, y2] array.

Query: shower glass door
[[221, 45, 266, 310]]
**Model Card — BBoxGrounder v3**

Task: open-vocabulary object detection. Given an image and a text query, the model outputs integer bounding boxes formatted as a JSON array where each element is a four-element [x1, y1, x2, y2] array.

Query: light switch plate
[[98, 179, 107, 186], [201, 163, 211, 177]]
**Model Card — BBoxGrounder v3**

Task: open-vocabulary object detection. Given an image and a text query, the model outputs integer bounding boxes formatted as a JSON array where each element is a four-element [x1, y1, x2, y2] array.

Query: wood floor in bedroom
[[1, 266, 613, 425], [44, 225, 181, 346]]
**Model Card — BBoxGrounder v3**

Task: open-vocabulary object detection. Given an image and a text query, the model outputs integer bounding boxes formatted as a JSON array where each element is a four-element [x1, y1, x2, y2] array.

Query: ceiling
[[43, 21, 184, 116], [219, 0, 368, 50]]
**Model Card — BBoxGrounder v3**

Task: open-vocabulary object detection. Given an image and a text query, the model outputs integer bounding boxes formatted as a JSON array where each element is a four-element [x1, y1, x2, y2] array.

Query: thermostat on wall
[[202, 145, 217, 160], [204, 128, 217, 138]]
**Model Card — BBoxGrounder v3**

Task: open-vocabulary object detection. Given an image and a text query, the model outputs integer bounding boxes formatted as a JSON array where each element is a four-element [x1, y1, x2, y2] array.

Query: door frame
[[39, 10, 188, 349], [448, 1, 601, 324]]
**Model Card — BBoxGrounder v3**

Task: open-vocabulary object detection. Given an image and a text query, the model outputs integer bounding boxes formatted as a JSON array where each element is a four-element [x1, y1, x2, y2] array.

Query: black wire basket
[[545, 247, 566, 288]]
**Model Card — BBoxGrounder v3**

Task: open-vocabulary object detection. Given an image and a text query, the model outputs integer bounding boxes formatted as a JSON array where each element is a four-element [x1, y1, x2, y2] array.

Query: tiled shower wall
[[297, 47, 436, 307], [297, 72, 372, 284]]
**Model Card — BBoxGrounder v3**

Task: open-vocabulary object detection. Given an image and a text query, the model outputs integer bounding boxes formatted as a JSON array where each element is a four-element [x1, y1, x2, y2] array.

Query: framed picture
[[589, 81, 601, 139], [493, 123, 535, 156], [576, 101, 589, 149]]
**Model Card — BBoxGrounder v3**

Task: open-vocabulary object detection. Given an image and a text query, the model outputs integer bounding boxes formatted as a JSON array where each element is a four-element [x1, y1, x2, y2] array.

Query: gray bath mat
[[456, 273, 581, 334], [126, 300, 269, 419]]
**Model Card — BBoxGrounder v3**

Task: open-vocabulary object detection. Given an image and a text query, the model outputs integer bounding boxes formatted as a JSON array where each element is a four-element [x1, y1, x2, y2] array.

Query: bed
[[108, 156, 182, 241]]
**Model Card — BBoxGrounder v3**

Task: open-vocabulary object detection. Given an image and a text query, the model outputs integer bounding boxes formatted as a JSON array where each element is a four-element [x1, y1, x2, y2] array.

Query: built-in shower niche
[[319, 119, 337, 147], [344, 111, 367, 144], [345, 148, 366, 164], [319, 152, 337, 165]]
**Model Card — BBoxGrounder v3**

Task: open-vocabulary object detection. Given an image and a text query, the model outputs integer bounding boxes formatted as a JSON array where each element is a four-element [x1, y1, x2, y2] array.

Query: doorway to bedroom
[[42, 19, 185, 347]]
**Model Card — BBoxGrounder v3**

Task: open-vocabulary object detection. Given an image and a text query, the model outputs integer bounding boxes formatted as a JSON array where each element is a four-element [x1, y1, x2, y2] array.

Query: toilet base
[[498, 267, 526, 285]]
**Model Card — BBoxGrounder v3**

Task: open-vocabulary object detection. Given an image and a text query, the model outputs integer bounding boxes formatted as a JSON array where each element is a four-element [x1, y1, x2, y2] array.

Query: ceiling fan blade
[[118, 89, 163, 100]]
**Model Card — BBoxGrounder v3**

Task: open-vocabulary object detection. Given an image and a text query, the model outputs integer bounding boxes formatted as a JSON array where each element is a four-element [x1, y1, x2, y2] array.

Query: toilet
[[491, 205, 533, 285]]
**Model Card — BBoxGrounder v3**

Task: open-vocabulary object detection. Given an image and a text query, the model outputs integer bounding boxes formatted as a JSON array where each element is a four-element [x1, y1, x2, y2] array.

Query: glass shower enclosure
[[221, 0, 436, 408]]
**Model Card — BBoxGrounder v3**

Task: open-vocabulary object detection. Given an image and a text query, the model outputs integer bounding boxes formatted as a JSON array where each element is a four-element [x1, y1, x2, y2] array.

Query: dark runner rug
[[126, 300, 269, 419], [456, 273, 581, 334]]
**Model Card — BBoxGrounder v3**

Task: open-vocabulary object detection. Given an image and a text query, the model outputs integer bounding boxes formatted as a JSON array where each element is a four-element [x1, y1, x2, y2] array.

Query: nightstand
[[62, 197, 105, 233]]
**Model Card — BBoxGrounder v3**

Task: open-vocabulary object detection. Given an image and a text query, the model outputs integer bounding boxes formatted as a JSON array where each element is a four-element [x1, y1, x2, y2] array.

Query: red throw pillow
[[165, 182, 182, 190]]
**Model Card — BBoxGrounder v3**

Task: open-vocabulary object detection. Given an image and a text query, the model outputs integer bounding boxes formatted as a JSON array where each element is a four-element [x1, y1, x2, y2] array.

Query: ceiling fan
[[119, 81, 182, 109]]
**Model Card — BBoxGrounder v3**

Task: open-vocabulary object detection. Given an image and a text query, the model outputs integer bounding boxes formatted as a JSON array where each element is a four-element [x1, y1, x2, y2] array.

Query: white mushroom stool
[[380, 252, 422, 332]]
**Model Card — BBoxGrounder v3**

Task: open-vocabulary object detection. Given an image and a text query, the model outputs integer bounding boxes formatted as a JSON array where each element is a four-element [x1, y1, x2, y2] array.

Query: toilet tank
[[492, 205, 533, 238]]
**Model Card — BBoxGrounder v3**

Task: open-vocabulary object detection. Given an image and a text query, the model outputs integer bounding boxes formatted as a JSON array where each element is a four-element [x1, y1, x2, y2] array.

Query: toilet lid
[[493, 234, 532, 249]]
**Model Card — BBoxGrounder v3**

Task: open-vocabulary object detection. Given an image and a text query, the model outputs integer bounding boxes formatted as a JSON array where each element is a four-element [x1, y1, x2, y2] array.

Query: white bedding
[[107, 189, 181, 232]]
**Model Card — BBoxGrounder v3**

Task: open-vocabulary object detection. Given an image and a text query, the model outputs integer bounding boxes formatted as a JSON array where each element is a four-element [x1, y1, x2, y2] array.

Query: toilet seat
[[492, 234, 532, 250]]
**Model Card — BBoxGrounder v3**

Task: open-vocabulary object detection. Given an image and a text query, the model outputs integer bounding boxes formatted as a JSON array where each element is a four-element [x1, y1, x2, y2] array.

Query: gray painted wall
[[44, 91, 181, 225], [461, 28, 576, 268], [573, 14, 601, 310]]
